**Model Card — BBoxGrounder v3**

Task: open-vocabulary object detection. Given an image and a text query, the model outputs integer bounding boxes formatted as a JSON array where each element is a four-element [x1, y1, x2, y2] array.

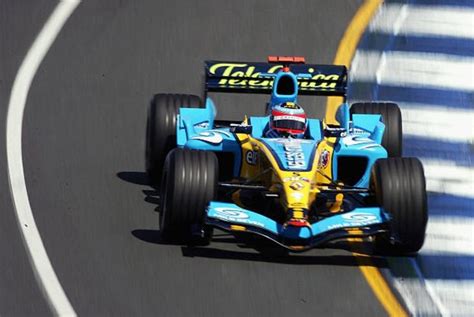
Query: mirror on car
[[230, 124, 253, 134], [324, 125, 347, 138]]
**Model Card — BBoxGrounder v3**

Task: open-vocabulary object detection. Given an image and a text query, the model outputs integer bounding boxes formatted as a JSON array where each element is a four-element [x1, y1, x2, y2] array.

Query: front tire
[[145, 93, 202, 185], [350, 102, 402, 157], [160, 149, 218, 242], [371, 158, 428, 254]]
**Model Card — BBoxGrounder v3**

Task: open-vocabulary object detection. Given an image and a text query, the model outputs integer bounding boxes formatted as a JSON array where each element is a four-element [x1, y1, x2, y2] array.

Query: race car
[[145, 56, 428, 254]]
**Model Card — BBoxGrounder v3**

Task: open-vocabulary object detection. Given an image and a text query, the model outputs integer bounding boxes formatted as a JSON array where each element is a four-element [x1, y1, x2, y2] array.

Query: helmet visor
[[272, 115, 306, 133]]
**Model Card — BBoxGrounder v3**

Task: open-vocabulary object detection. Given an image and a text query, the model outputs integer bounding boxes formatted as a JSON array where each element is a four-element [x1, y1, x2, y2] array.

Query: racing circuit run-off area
[[1, 0, 473, 316]]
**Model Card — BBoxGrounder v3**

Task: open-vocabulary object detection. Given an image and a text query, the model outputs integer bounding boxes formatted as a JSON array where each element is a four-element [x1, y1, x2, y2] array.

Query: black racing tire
[[350, 102, 402, 157], [159, 148, 218, 242], [371, 158, 428, 254], [145, 93, 203, 185]]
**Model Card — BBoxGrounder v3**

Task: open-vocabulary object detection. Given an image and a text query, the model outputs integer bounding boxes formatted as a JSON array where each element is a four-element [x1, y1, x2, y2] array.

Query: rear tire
[[146, 93, 202, 185], [159, 149, 218, 242], [371, 158, 428, 254], [350, 102, 402, 157]]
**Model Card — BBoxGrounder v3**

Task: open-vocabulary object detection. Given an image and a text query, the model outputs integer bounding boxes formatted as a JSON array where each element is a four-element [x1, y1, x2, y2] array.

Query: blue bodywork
[[175, 60, 390, 250], [207, 202, 388, 250], [177, 100, 387, 188]]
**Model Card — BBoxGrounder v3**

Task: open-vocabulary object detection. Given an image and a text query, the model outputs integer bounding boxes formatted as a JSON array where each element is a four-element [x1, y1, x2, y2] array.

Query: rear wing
[[205, 60, 347, 97]]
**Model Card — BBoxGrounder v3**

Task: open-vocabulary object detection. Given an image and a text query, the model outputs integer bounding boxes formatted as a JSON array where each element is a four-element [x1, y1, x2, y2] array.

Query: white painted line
[[370, 4, 474, 40], [391, 276, 442, 316], [425, 280, 474, 316], [351, 50, 474, 91], [421, 159, 474, 198], [410, 258, 451, 317], [422, 216, 474, 256], [369, 3, 409, 36], [6, 0, 80, 316], [350, 50, 382, 83], [399, 104, 474, 144]]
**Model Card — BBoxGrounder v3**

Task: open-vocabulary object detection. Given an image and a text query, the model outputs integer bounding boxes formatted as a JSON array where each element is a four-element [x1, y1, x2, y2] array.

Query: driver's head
[[270, 102, 307, 137]]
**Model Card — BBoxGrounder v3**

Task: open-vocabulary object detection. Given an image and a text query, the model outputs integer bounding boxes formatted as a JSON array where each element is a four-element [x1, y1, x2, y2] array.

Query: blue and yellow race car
[[145, 56, 428, 254]]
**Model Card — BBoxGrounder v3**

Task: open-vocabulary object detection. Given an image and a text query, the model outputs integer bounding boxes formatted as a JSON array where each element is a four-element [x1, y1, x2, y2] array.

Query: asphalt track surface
[[0, 0, 393, 316]]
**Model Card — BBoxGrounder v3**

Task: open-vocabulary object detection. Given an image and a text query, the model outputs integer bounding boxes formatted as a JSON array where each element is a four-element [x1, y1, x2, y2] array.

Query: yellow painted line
[[355, 252, 408, 316], [325, 0, 383, 124], [327, 1, 408, 315], [348, 235, 407, 317], [348, 229, 407, 315], [359, 266, 407, 316]]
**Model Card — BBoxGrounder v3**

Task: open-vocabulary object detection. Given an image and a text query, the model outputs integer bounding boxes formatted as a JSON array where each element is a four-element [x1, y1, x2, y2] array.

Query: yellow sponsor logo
[[282, 102, 298, 109], [209, 63, 340, 89], [230, 225, 247, 231]]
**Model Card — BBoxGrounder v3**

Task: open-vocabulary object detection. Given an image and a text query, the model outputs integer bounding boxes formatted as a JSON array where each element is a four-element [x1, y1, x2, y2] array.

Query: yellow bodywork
[[234, 131, 338, 217]]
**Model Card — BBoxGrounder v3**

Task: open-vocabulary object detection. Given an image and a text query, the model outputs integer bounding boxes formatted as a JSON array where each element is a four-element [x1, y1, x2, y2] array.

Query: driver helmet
[[270, 102, 307, 136]]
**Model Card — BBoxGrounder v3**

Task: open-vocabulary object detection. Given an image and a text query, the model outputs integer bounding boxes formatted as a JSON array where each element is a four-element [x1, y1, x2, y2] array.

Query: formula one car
[[145, 56, 428, 254]]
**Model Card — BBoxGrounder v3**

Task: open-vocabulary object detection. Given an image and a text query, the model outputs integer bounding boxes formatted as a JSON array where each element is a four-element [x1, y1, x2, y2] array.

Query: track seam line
[[5, 0, 80, 315]]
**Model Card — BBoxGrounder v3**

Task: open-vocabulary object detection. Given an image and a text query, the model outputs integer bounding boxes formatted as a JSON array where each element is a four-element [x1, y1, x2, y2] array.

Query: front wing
[[205, 202, 390, 251]]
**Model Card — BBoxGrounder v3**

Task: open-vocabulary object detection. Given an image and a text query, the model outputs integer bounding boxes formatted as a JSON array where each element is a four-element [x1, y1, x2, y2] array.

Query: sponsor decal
[[282, 176, 310, 183], [327, 223, 346, 230], [208, 63, 340, 89], [342, 135, 373, 146], [275, 139, 313, 145], [318, 149, 330, 169], [194, 121, 209, 129], [281, 102, 298, 109], [191, 130, 231, 145], [327, 213, 379, 230], [215, 207, 249, 219], [290, 181, 304, 190], [245, 150, 258, 165], [341, 213, 377, 222], [284, 142, 306, 169], [359, 144, 381, 150], [213, 207, 265, 228], [273, 115, 306, 123], [352, 128, 368, 134]]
